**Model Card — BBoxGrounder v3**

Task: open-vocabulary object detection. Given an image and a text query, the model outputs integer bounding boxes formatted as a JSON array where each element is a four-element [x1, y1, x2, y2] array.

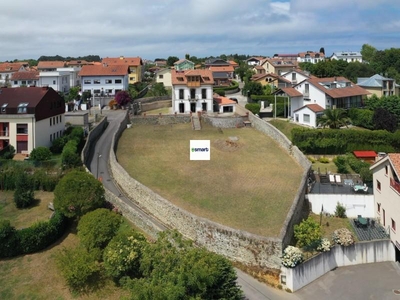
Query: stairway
[[192, 115, 201, 130]]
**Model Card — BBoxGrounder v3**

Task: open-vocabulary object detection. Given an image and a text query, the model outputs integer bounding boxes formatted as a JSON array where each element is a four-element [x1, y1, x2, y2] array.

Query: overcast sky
[[1, 0, 399, 61]]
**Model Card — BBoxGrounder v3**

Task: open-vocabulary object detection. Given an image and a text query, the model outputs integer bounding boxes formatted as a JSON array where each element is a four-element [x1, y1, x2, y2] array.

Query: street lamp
[[96, 153, 102, 179]]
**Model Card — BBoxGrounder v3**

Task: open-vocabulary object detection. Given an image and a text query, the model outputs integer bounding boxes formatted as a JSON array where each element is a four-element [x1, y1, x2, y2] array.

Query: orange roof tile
[[102, 56, 142, 66], [11, 71, 40, 80], [228, 60, 238, 67], [171, 69, 214, 85], [79, 65, 129, 76], [209, 66, 234, 72], [0, 62, 27, 72], [389, 153, 400, 174], [37, 61, 65, 69], [294, 104, 325, 113], [213, 94, 236, 105], [307, 77, 370, 98], [281, 87, 303, 97]]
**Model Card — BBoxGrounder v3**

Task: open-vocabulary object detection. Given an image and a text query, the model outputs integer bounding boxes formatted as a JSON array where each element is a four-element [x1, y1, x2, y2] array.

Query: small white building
[[0, 62, 29, 86], [11, 71, 40, 87], [171, 69, 214, 113], [57, 67, 81, 87], [39, 71, 70, 94], [297, 51, 325, 64], [370, 153, 400, 260], [281, 69, 312, 86], [331, 51, 363, 63], [155, 68, 172, 89], [213, 95, 236, 114]]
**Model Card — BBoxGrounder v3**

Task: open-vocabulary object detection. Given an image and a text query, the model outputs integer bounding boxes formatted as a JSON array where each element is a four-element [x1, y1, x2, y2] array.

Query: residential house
[[213, 94, 236, 114], [79, 64, 129, 102], [204, 58, 231, 68], [154, 59, 167, 67], [261, 59, 298, 75], [101, 56, 143, 84], [0, 86, 65, 153], [293, 103, 325, 127], [155, 68, 172, 89], [357, 74, 399, 97], [66, 60, 93, 68], [171, 69, 214, 113], [283, 76, 369, 127], [273, 54, 298, 61], [252, 65, 266, 75], [173, 59, 195, 71], [280, 69, 312, 86], [0, 62, 29, 86], [331, 51, 363, 63], [370, 153, 400, 260], [208, 65, 234, 86], [11, 71, 40, 87], [297, 51, 325, 63], [56, 67, 80, 88], [37, 61, 66, 72], [251, 73, 291, 89], [228, 60, 239, 69], [38, 71, 70, 94], [245, 56, 266, 66]]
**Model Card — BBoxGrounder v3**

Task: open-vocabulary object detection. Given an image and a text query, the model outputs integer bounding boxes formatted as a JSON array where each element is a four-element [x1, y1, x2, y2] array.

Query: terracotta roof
[[293, 104, 325, 113], [253, 65, 264, 70], [67, 60, 93, 66], [209, 66, 234, 72], [102, 56, 142, 66], [353, 151, 377, 158], [0, 62, 27, 72], [389, 153, 400, 175], [281, 87, 303, 97], [298, 52, 325, 58], [79, 64, 129, 76], [306, 77, 370, 98], [246, 56, 265, 61], [171, 69, 214, 85], [174, 59, 194, 65], [10, 71, 40, 81], [228, 60, 238, 67], [252, 73, 291, 83], [37, 61, 65, 69], [264, 58, 298, 67], [213, 94, 236, 105]]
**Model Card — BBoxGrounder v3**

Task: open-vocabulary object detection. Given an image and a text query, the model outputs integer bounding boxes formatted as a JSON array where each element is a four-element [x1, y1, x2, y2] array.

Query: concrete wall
[[141, 100, 171, 112], [81, 116, 108, 167], [131, 115, 191, 125], [203, 115, 248, 128], [282, 239, 395, 292], [309, 194, 375, 218]]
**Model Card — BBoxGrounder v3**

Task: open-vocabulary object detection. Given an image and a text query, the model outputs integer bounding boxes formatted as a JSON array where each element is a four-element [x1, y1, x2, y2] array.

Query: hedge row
[[250, 95, 287, 103], [0, 211, 68, 258], [0, 167, 60, 191], [292, 128, 400, 154], [61, 140, 82, 169], [212, 80, 239, 92]]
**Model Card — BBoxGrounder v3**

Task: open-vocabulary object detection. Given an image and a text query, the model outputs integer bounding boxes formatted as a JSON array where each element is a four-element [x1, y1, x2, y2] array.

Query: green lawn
[[268, 119, 304, 141], [117, 123, 304, 237]]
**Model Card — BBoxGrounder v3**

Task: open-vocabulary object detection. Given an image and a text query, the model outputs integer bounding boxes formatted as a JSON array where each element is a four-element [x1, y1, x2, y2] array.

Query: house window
[[130, 77, 136, 81], [377, 203, 381, 213], [14, 81, 18, 85], [53, 80, 56, 84], [202, 89, 207, 99], [106, 89, 112, 94], [17, 103, 28, 113], [16, 124, 28, 134], [50, 134, 52, 142], [392, 219, 396, 231], [292, 73, 296, 81], [179, 89, 184, 100], [94, 80, 101, 84], [385, 165, 388, 175], [159, 75, 164, 79], [1, 103, 7, 113], [21, 80, 26, 85], [115, 79, 122, 84], [105, 79, 112, 84], [50, 118, 52, 126], [303, 114, 310, 123], [84, 80, 91, 84], [304, 83, 309, 95], [377, 180, 381, 191]]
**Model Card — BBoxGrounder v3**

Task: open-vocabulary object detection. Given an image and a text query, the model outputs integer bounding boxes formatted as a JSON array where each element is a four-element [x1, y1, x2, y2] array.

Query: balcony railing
[[390, 178, 400, 194], [0, 131, 9, 137]]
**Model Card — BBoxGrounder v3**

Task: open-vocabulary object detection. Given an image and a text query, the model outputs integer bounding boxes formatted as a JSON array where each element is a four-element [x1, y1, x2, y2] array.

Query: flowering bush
[[115, 91, 132, 107], [317, 238, 331, 252], [332, 228, 355, 246], [281, 246, 304, 268]]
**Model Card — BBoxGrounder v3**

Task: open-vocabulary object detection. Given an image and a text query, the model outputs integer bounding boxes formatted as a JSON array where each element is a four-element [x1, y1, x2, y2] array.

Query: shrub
[[50, 136, 67, 154], [334, 202, 347, 218], [332, 228, 354, 246], [333, 156, 348, 174], [30, 146, 52, 161], [61, 140, 81, 169], [318, 157, 330, 164], [13, 172, 34, 208], [214, 89, 225, 96], [108, 99, 117, 109], [115, 91, 132, 107], [294, 217, 322, 249], [317, 238, 331, 252], [359, 167, 373, 183], [281, 246, 304, 268], [245, 103, 260, 115], [0, 220, 20, 258], [0, 145, 15, 159], [308, 156, 316, 163]]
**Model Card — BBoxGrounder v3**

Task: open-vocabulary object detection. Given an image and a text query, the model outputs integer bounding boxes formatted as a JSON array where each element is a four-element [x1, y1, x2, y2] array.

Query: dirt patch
[[213, 137, 244, 152]]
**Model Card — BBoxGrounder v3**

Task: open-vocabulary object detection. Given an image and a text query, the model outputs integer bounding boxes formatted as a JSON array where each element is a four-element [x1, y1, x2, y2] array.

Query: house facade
[[11, 71, 40, 87], [0, 62, 29, 86], [357, 74, 399, 97], [331, 51, 363, 62], [261, 59, 298, 75], [173, 59, 195, 71], [57, 67, 81, 87], [297, 51, 325, 63], [101, 56, 143, 84], [171, 70, 214, 113], [79, 64, 129, 98], [293, 104, 324, 127], [370, 153, 400, 260], [38, 71, 70, 94], [209, 66, 234, 86], [0, 86, 65, 153], [251, 73, 291, 89], [280, 69, 312, 86], [37, 61, 66, 72], [155, 68, 172, 89], [213, 95, 236, 114]]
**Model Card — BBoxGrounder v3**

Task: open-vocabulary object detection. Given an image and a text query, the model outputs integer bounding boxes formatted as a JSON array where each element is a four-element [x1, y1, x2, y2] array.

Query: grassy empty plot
[[0, 191, 54, 229], [268, 119, 304, 141], [117, 123, 304, 236]]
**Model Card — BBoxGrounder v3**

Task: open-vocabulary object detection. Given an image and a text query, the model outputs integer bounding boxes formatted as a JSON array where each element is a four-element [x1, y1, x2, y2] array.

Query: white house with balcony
[[281, 69, 312, 86], [39, 71, 70, 94], [297, 51, 325, 64], [171, 70, 214, 113], [331, 51, 363, 63], [57, 67, 81, 87], [370, 153, 400, 261], [11, 71, 40, 87]]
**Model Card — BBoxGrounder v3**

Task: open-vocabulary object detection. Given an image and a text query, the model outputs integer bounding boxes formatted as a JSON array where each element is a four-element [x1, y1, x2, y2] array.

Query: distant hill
[[37, 55, 101, 62]]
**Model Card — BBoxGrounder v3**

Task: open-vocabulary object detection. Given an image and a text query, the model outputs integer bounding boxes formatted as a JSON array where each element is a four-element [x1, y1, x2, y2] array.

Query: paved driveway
[[295, 262, 400, 300]]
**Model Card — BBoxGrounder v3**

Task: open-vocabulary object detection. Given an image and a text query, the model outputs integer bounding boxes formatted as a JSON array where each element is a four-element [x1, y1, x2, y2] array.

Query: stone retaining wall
[[203, 115, 248, 128], [131, 114, 191, 125], [81, 117, 108, 167], [141, 100, 171, 112]]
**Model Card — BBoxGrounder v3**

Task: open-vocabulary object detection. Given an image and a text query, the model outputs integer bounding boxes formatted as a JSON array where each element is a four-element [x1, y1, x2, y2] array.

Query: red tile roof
[[353, 151, 377, 158], [209, 66, 234, 72], [281, 87, 303, 97], [298, 52, 325, 58], [306, 77, 370, 98], [79, 65, 129, 76], [213, 94, 236, 105], [37, 61, 65, 69], [102, 56, 142, 66], [0, 62, 27, 72], [11, 71, 40, 81], [171, 69, 214, 85], [294, 104, 325, 113], [389, 153, 400, 174], [228, 60, 238, 67], [252, 73, 291, 83]]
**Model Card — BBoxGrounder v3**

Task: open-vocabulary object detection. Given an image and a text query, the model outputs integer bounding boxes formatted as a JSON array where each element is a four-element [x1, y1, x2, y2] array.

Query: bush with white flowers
[[332, 228, 354, 246], [281, 246, 304, 268], [317, 238, 331, 252]]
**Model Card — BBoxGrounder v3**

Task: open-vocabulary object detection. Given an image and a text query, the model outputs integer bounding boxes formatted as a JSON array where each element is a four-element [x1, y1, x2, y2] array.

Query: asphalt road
[[87, 109, 297, 299]]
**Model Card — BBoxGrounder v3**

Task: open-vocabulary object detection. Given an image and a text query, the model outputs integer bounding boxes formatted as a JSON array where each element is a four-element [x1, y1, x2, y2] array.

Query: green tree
[[30, 146, 52, 161], [53, 170, 105, 219], [243, 81, 263, 96], [148, 83, 168, 97], [317, 108, 350, 129], [77, 208, 122, 251], [360, 44, 377, 63], [319, 47, 325, 55], [67, 86, 80, 102], [167, 56, 179, 67], [294, 217, 322, 249], [0, 220, 20, 257], [115, 90, 132, 107], [373, 108, 398, 132], [14, 172, 34, 208], [103, 229, 147, 281]]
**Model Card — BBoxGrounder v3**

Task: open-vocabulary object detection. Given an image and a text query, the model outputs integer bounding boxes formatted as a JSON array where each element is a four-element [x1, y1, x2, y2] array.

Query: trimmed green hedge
[[213, 81, 239, 92], [0, 211, 68, 258], [250, 95, 287, 103], [214, 89, 225, 96], [245, 103, 260, 114], [292, 128, 400, 154], [0, 167, 60, 191]]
